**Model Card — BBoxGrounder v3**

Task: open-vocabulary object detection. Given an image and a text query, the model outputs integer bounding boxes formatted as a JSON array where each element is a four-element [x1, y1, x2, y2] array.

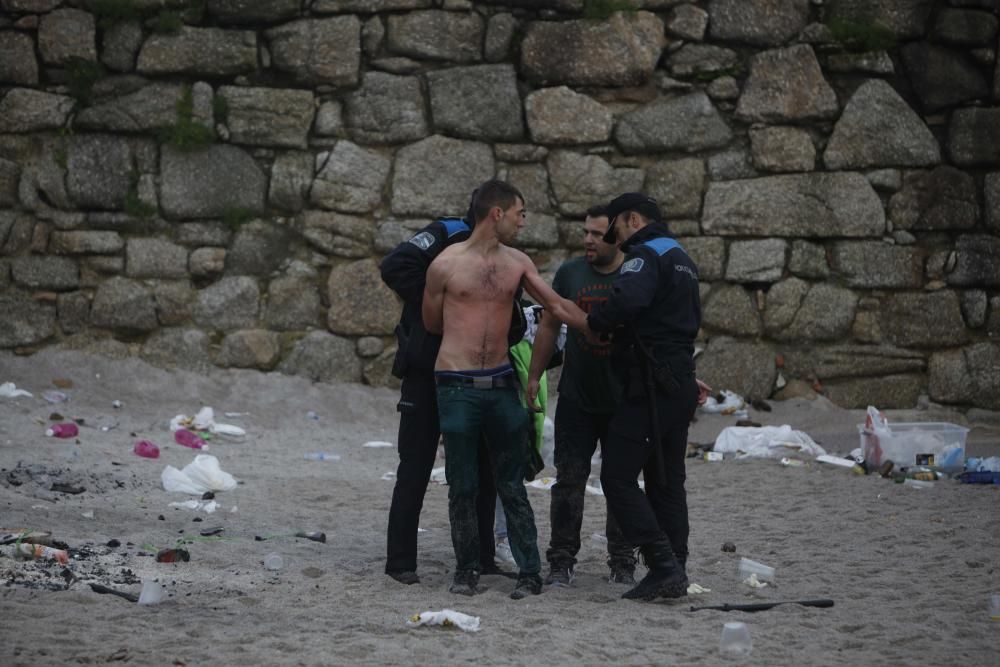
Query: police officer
[[380, 204, 521, 584], [586, 192, 702, 601]]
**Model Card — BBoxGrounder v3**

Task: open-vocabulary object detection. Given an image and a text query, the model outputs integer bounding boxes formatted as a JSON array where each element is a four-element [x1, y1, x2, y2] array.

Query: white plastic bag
[[171, 406, 247, 439], [713, 425, 826, 459], [700, 390, 745, 415], [407, 609, 480, 632], [161, 454, 237, 494], [0, 382, 32, 398]]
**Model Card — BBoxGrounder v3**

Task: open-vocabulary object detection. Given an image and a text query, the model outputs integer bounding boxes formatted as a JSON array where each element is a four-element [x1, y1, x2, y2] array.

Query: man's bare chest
[[448, 260, 520, 302]]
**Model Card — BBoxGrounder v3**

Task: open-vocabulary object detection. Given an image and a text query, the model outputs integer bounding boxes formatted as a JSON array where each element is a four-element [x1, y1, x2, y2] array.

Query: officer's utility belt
[[435, 368, 517, 390], [626, 334, 692, 398]]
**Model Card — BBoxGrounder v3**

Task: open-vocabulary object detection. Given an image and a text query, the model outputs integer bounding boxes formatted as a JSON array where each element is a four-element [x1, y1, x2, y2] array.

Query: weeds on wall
[[222, 207, 254, 230], [828, 18, 898, 52], [91, 0, 204, 32], [156, 87, 214, 152], [66, 59, 106, 106], [583, 0, 637, 20], [124, 172, 156, 219]]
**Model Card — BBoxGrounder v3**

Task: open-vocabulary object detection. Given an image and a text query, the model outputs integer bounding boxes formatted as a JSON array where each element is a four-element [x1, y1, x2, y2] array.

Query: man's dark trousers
[[547, 398, 633, 570], [600, 374, 699, 561], [385, 372, 496, 574]]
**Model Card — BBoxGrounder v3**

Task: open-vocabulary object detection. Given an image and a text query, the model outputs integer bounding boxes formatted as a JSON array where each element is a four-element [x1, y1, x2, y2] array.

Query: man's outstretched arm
[[522, 268, 587, 332]]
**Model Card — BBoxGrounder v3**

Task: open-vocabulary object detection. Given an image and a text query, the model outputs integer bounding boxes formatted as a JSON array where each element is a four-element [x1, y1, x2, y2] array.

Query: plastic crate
[[857, 422, 968, 472]]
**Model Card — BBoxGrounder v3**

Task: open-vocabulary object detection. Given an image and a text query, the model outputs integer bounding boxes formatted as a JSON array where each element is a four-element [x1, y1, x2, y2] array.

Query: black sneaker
[[387, 570, 420, 585], [621, 567, 688, 601], [608, 564, 636, 585], [543, 565, 574, 587], [510, 573, 543, 600], [448, 569, 482, 596]]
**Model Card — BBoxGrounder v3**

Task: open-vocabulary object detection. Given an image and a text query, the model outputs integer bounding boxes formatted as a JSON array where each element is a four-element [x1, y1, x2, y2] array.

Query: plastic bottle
[[303, 452, 340, 461], [903, 478, 934, 489], [174, 428, 205, 449], [16, 543, 70, 565], [133, 440, 160, 459], [45, 423, 79, 438]]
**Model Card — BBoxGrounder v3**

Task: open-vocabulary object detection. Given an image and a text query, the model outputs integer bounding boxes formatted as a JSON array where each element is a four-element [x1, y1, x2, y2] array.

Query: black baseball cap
[[602, 192, 662, 243]]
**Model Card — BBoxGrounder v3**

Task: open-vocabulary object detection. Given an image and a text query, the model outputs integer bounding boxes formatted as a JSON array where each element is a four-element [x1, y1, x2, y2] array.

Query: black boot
[[622, 540, 688, 601], [449, 569, 484, 596]]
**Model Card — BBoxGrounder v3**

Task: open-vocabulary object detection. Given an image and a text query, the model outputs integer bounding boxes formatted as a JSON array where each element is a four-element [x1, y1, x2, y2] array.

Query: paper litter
[[170, 406, 246, 439], [407, 609, 480, 632]]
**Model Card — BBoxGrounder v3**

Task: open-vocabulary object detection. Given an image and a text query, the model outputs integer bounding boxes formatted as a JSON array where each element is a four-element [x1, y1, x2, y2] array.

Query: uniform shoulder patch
[[620, 257, 644, 274], [408, 231, 435, 250], [642, 237, 683, 256], [441, 218, 470, 238]]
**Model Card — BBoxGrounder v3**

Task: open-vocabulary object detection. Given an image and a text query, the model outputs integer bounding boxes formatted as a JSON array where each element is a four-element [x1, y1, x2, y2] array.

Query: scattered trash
[[161, 454, 238, 495], [526, 477, 556, 490], [701, 390, 746, 415], [780, 457, 806, 467], [199, 526, 224, 536], [902, 478, 934, 489], [989, 593, 1000, 621], [303, 452, 340, 461], [42, 390, 68, 404], [169, 499, 218, 513], [714, 425, 826, 459], [9, 542, 70, 565], [584, 478, 604, 496], [816, 454, 865, 475], [174, 428, 206, 450], [295, 531, 326, 543], [719, 621, 752, 658], [859, 407, 967, 473], [0, 382, 33, 398], [171, 407, 246, 439], [362, 440, 394, 448], [721, 542, 736, 553], [133, 440, 160, 459], [967, 456, 1000, 472], [744, 573, 768, 589], [45, 423, 79, 438], [688, 583, 711, 594], [738, 557, 774, 584], [430, 467, 446, 484], [704, 451, 724, 462], [0, 530, 52, 546], [52, 378, 73, 389], [264, 553, 283, 571], [693, 599, 834, 613], [224, 412, 249, 418], [156, 548, 190, 563], [306, 411, 320, 420], [81, 510, 94, 519], [138, 580, 165, 605], [51, 482, 85, 494], [381, 471, 396, 481], [407, 609, 480, 632], [89, 583, 138, 603], [112, 400, 123, 409], [957, 471, 1000, 485]]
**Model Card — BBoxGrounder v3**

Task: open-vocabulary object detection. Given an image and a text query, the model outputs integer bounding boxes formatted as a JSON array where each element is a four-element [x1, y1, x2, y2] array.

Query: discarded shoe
[[387, 570, 420, 585], [544, 565, 574, 587], [510, 573, 542, 600]]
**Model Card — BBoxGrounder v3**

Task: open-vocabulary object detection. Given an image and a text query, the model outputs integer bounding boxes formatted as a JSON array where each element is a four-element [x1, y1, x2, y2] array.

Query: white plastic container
[[719, 621, 752, 658], [737, 557, 775, 583]]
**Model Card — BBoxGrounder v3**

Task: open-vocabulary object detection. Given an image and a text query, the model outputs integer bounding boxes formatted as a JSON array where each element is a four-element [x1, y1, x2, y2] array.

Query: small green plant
[[91, 0, 141, 28], [151, 9, 184, 35], [828, 18, 897, 52], [66, 59, 106, 106], [124, 172, 156, 219], [157, 87, 214, 151], [583, 0, 637, 20], [222, 207, 254, 230], [212, 94, 228, 125]]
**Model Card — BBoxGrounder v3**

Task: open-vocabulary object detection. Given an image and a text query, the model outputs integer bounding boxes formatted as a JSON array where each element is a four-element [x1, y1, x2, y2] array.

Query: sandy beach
[[1, 348, 998, 666]]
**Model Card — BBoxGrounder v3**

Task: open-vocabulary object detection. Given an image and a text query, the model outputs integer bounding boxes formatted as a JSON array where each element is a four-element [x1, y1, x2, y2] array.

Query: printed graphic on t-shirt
[[572, 284, 612, 357]]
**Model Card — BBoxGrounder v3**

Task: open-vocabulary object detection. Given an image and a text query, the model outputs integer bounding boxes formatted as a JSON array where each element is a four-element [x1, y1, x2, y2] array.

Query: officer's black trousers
[[385, 372, 496, 574], [600, 374, 699, 560]]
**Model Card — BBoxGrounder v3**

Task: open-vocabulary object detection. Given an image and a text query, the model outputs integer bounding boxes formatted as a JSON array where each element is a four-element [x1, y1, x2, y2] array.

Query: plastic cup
[[990, 594, 1000, 621], [138, 580, 165, 605], [264, 553, 284, 571], [719, 621, 752, 658], [738, 557, 775, 583]]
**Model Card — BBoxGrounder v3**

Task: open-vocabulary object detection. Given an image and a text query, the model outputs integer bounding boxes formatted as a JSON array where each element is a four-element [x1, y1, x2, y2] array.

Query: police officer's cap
[[602, 192, 662, 244]]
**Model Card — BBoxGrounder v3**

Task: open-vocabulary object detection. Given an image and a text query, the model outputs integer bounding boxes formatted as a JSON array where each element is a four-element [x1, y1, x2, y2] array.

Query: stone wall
[[0, 0, 998, 411]]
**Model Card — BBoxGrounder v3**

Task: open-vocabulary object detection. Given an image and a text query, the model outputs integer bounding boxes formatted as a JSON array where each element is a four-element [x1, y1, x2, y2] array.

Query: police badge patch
[[408, 231, 435, 250], [620, 257, 644, 274]]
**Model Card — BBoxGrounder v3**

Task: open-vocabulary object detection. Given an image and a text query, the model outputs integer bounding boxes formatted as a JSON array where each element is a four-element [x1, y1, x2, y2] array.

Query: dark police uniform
[[380, 218, 501, 578], [587, 219, 701, 579]]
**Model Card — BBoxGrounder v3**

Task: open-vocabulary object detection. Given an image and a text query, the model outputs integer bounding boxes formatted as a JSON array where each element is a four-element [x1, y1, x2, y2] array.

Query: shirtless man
[[423, 179, 587, 599]]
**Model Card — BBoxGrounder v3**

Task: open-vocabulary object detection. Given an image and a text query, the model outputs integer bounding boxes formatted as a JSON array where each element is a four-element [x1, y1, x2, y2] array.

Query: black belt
[[435, 373, 518, 389]]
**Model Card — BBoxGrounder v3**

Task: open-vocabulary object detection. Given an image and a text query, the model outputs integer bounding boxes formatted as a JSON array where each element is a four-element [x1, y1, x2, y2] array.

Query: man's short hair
[[472, 179, 524, 223], [586, 204, 609, 219]]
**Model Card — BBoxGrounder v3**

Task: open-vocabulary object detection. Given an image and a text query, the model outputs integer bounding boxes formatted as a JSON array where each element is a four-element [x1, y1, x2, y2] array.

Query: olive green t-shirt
[[552, 257, 623, 414]]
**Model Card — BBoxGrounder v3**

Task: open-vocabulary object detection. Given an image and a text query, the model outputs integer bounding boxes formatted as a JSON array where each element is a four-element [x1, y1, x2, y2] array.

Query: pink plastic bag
[[133, 440, 160, 459]]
